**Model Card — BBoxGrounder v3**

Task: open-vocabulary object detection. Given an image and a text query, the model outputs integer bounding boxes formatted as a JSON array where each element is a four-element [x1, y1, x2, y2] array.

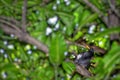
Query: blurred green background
[[0, 0, 120, 80]]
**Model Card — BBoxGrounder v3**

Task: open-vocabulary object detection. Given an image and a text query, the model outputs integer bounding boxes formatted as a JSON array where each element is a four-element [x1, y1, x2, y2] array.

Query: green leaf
[[49, 34, 66, 66], [32, 66, 54, 80], [74, 6, 84, 23], [71, 74, 81, 80], [72, 31, 83, 41], [79, 12, 98, 29], [95, 43, 120, 79], [88, 27, 120, 40], [18, 46, 28, 62], [57, 12, 74, 35], [80, 10, 90, 23], [62, 62, 76, 74], [90, 0, 104, 10], [56, 12, 73, 26], [0, 63, 15, 71], [104, 45, 120, 70], [0, 63, 21, 79]]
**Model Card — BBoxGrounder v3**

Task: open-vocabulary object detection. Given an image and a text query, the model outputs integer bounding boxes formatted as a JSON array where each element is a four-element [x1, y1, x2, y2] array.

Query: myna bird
[[75, 46, 94, 69]]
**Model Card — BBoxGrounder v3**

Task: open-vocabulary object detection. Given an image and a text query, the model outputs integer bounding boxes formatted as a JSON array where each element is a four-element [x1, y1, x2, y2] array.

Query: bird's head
[[86, 45, 94, 57], [89, 48, 94, 53]]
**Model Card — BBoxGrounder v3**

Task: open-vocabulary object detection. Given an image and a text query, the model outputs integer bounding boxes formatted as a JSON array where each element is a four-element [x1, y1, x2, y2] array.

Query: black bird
[[75, 48, 94, 69]]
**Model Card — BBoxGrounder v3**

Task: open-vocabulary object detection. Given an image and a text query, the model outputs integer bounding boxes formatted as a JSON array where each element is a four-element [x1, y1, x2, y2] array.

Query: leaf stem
[[54, 66, 58, 80]]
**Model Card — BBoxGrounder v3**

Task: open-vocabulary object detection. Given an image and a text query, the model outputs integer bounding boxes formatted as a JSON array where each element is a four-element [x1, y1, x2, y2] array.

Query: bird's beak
[[86, 45, 90, 49]]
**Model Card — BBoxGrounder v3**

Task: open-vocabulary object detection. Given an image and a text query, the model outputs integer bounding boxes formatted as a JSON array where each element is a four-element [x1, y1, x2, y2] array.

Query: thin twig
[[0, 16, 20, 26], [0, 18, 21, 32], [83, 0, 103, 16], [66, 40, 85, 48], [22, 0, 27, 32], [40, 0, 52, 6], [109, 0, 120, 18]]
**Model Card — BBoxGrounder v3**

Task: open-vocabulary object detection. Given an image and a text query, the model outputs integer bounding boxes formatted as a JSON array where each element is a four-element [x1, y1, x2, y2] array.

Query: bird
[[75, 47, 94, 69]]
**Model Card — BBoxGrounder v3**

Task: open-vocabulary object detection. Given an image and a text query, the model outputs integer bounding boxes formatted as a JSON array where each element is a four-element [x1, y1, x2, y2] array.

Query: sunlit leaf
[[72, 31, 83, 41], [62, 62, 76, 74]]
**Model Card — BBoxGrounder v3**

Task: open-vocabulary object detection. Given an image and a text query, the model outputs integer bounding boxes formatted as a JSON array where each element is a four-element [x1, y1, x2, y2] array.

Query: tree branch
[[66, 40, 106, 54], [0, 21, 49, 54], [0, 18, 21, 32], [0, 16, 20, 26], [22, 0, 27, 32], [76, 64, 92, 77], [0, 16, 106, 55]]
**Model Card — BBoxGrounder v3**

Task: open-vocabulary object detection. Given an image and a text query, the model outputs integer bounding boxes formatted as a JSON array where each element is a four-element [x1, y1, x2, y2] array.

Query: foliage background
[[0, 0, 120, 80]]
